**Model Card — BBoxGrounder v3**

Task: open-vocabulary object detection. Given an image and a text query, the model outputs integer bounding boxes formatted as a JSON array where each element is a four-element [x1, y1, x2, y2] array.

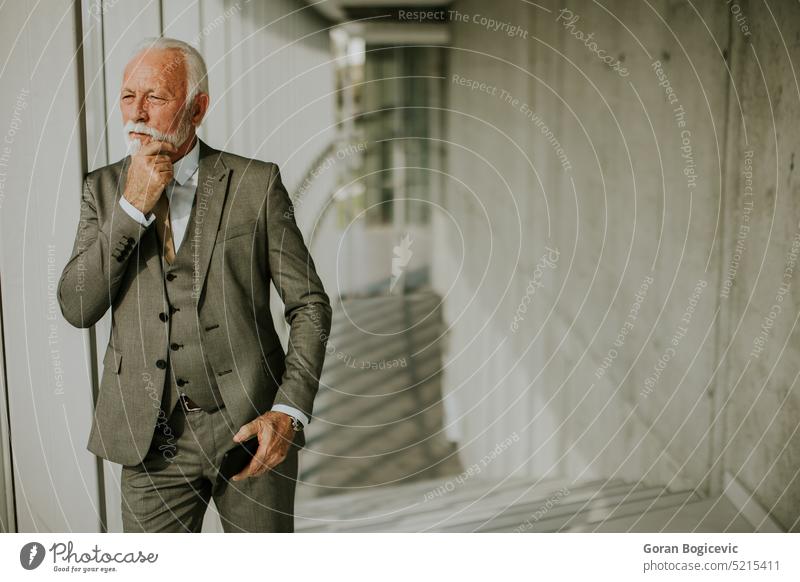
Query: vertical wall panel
[[717, 0, 800, 530], [0, 0, 100, 531]]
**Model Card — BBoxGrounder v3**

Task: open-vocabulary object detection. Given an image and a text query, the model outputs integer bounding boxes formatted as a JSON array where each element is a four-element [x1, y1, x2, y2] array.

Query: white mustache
[[123, 121, 180, 146]]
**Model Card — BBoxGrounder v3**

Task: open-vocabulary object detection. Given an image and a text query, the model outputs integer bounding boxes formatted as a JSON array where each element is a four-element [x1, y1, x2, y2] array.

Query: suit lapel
[[190, 139, 231, 300]]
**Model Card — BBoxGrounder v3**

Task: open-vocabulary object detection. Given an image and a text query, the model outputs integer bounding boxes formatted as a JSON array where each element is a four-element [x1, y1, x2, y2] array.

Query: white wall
[[0, 0, 100, 531]]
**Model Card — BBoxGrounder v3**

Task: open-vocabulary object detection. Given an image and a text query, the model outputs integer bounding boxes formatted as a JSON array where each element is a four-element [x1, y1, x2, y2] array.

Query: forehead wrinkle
[[122, 49, 187, 97]]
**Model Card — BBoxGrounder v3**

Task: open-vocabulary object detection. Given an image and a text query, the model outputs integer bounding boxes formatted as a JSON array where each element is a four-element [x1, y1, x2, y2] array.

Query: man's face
[[120, 48, 194, 154]]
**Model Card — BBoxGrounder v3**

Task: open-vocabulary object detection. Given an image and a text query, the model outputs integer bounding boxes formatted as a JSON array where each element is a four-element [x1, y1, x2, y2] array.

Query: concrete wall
[[717, 0, 800, 534], [434, 0, 799, 530]]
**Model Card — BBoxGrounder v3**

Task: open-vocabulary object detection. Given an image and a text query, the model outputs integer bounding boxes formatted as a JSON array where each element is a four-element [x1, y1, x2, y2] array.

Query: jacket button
[[176, 378, 187, 387], [166, 273, 177, 281], [156, 359, 167, 370], [159, 312, 169, 322], [170, 343, 181, 351]]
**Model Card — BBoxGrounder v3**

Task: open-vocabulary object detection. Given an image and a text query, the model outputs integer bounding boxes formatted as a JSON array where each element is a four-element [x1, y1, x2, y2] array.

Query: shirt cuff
[[271, 404, 309, 427], [119, 196, 156, 227]]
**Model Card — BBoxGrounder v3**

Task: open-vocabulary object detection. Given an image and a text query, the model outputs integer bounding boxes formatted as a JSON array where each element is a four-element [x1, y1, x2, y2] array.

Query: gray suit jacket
[[58, 140, 332, 466]]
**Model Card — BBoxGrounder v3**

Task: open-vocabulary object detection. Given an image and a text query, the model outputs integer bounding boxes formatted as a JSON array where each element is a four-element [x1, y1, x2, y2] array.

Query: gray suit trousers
[[120, 402, 298, 533]]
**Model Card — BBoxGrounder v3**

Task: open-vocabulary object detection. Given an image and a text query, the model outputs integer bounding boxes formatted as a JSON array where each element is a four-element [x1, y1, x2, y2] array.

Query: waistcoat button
[[159, 312, 169, 322], [156, 359, 167, 369]]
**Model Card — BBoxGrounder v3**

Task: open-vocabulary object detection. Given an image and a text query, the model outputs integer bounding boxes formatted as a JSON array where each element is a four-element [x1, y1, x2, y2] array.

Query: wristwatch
[[290, 416, 304, 432]]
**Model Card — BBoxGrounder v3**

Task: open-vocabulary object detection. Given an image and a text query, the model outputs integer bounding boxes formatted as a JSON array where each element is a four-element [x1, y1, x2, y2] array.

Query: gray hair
[[129, 37, 209, 105]]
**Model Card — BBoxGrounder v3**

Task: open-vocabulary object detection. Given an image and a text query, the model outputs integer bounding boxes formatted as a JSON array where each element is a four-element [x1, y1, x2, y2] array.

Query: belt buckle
[[180, 393, 202, 413]]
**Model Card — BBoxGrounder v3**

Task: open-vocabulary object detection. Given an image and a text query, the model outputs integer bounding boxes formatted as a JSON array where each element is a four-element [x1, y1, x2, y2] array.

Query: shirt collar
[[172, 137, 200, 186]]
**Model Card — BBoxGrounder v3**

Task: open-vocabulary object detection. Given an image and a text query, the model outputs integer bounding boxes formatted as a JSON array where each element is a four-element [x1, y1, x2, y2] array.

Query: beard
[[123, 107, 194, 155]]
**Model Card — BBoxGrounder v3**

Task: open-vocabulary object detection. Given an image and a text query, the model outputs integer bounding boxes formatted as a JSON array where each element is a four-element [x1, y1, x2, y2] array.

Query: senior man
[[58, 37, 331, 532]]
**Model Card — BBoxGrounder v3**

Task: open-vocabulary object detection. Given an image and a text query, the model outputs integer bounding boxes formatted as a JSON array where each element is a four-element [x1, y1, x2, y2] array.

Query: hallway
[[293, 290, 777, 532]]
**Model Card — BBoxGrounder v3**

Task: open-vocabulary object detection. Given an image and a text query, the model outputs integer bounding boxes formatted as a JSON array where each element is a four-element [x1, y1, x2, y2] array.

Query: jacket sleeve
[[265, 163, 332, 422], [58, 174, 152, 328]]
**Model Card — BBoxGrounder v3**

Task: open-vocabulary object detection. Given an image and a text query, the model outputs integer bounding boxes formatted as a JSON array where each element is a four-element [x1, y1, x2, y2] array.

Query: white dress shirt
[[119, 139, 309, 427]]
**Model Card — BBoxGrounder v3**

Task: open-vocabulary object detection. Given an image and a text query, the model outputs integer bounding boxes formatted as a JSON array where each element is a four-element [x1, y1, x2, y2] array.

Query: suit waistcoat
[[160, 193, 225, 417]]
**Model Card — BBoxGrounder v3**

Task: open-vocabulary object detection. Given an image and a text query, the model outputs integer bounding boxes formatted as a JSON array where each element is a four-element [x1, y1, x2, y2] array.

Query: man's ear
[[191, 93, 210, 125]]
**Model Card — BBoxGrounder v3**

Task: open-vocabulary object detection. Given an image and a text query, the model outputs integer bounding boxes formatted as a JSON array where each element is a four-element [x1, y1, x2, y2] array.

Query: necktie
[[152, 184, 176, 264]]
